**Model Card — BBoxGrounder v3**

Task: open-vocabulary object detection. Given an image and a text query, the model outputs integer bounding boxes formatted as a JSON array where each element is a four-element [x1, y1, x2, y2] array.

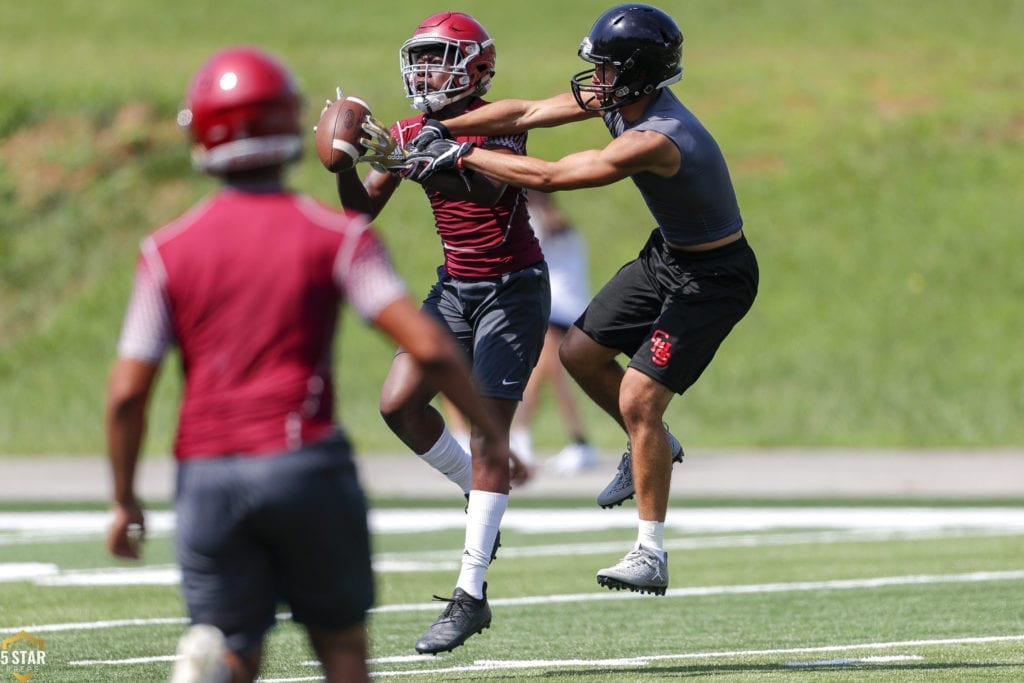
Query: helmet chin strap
[[413, 87, 474, 114]]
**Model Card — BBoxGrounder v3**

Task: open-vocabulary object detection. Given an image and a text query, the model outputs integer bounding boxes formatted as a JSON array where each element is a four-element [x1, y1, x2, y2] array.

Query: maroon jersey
[[118, 188, 406, 460], [391, 99, 543, 278]]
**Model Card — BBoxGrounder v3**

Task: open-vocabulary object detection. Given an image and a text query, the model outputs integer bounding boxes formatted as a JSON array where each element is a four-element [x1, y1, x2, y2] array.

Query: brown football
[[314, 96, 371, 172]]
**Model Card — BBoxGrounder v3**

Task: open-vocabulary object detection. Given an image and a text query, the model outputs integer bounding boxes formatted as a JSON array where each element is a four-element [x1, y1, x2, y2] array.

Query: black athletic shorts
[[175, 432, 373, 655], [422, 261, 550, 400], [576, 229, 758, 394]]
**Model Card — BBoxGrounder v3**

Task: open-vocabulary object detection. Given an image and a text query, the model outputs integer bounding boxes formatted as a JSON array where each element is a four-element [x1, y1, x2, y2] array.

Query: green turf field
[[3, 502, 1022, 681]]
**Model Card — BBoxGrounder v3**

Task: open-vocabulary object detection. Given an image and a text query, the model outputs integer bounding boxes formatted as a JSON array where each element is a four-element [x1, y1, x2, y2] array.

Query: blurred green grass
[[1, 0, 1023, 454]]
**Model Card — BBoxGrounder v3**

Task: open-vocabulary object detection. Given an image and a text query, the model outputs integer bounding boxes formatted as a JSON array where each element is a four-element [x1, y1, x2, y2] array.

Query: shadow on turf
[[464, 662, 1021, 679]]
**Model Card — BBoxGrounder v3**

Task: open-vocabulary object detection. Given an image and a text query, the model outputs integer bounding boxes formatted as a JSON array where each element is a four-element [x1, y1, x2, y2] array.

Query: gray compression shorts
[[175, 432, 373, 655], [421, 261, 550, 401]]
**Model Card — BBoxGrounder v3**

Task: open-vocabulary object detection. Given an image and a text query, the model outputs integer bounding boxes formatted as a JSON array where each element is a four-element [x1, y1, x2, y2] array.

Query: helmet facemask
[[400, 36, 494, 113]]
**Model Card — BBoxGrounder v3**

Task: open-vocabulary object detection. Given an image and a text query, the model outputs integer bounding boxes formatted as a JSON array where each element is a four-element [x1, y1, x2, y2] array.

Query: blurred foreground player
[[105, 45, 514, 683]]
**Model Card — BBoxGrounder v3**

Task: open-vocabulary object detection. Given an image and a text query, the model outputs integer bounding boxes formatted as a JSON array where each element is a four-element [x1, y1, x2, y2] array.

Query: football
[[315, 96, 372, 172]]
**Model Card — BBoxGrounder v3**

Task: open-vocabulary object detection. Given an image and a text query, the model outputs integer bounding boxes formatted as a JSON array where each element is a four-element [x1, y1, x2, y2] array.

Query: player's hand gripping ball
[[315, 95, 372, 172]]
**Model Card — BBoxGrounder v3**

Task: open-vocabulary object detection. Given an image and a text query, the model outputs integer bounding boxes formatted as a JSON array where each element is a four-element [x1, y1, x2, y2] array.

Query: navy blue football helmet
[[571, 4, 683, 111]]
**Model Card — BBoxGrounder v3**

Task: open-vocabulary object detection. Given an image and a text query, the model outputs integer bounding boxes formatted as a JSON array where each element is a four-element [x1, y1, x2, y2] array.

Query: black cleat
[[414, 583, 492, 655]]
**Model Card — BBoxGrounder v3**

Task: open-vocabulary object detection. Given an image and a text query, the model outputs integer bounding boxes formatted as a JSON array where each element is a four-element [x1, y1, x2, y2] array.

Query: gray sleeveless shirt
[[603, 89, 742, 246]]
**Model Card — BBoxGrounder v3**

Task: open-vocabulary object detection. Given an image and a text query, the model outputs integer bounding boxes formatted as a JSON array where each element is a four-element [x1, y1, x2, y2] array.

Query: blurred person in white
[[511, 189, 597, 473]]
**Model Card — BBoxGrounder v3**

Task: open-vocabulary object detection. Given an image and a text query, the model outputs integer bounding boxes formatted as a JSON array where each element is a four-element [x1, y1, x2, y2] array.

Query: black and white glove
[[402, 139, 474, 183], [407, 119, 452, 151]]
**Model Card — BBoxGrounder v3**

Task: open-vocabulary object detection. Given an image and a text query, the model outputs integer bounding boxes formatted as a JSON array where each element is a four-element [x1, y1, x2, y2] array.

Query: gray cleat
[[596, 426, 684, 508], [596, 544, 669, 596]]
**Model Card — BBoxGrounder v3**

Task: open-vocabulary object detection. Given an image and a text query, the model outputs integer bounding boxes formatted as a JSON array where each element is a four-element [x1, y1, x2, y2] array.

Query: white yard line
[[785, 654, 925, 666], [367, 635, 1024, 680], [63, 633, 1024, 678], [9, 526, 1023, 587], [26, 568, 1024, 640], [4, 507, 1024, 589], [370, 569, 1024, 613], [4, 507, 1024, 541]]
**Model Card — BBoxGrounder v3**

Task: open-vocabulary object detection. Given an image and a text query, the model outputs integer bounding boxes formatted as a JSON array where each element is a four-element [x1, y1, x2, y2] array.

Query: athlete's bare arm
[[460, 129, 681, 192], [335, 166, 397, 219], [417, 145, 514, 204], [105, 357, 159, 558], [443, 92, 596, 136]]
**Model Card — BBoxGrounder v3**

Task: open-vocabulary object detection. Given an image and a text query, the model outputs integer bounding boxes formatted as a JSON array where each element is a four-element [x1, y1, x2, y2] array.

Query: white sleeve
[[333, 219, 408, 320], [116, 255, 173, 363]]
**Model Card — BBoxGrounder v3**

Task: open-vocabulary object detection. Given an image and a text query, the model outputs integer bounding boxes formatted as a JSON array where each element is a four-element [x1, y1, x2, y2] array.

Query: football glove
[[408, 118, 452, 151], [358, 116, 408, 173], [403, 139, 474, 183]]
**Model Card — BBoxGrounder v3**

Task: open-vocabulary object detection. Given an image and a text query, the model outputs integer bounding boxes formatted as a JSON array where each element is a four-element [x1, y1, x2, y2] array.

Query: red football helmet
[[177, 46, 303, 174], [399, 12, 496, 113]]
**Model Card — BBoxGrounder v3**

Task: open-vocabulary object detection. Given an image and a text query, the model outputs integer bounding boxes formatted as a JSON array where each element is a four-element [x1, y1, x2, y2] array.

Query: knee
[[379, 392, 411, 430], [618, 373, 669, 433], [619, 396, 648, 431], [558, 332, 585, 376]]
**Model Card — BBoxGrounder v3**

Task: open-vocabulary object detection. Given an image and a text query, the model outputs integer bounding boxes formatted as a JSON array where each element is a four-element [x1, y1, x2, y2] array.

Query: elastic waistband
[[660, 232, 748, 261], [442, 259, 547, 283]]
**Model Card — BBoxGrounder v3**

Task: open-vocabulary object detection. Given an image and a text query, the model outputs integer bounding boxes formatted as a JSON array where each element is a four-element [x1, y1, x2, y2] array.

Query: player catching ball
[[321, 12, 549, 654]]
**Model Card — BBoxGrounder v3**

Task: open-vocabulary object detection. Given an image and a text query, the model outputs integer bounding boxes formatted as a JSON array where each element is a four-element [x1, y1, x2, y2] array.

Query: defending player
[[326, 12, 549, 654], [404, 4, 759, 596], [105, 46, 515, 682]]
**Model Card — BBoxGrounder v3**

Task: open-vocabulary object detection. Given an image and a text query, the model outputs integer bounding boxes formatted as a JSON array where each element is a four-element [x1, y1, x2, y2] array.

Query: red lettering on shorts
[[650, 329, 672, 367]]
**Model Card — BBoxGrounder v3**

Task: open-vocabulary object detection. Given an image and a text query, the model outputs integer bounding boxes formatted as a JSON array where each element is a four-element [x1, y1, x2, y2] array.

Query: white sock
[[637, 520, 665, 557], [456, 490, 508, 599], [417, 427, 473, 495]]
